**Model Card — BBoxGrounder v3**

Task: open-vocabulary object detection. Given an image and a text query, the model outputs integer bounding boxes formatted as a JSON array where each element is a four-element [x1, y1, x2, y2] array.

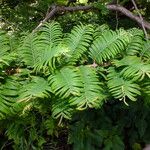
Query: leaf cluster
[[0, 22, 150, 149]]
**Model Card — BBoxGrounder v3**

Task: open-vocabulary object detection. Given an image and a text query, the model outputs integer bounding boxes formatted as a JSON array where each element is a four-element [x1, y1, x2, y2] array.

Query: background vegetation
[[0, 0, 150, 149]]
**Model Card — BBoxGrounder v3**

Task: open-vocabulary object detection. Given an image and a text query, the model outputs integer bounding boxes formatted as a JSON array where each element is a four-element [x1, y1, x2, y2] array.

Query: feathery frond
[[89, 29, 130, 64], [49, 66, 81, 98], [113, 56, 150, 81], [141, 40, 150, 61], [49, 65, 105, 110], [20, 22, 64, 71], [0, 31, 14, 68], [93, 24, 109, 39], [52, 100, 73, 120], [0, 94, 13, 119], [20, 33, 39, 67], [107, 68, 141, 104], [18, 76, 51, 102], [34, 22, 66, 71], [65, 24, 94, 64], [126, 30, 144, 55], [69, 66, 105, 110], [39, 22, 62, 46], [142, 80, 150, 97], [34, 43, 70, 72], [0, 78, 20, 119]]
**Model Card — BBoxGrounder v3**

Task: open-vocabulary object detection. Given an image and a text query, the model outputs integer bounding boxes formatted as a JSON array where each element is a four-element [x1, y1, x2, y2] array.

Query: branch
[[131, 0, 148, 39], [107, 5, 150, 30], [33, 4, 150, 32], [33, 5, 58, 32]]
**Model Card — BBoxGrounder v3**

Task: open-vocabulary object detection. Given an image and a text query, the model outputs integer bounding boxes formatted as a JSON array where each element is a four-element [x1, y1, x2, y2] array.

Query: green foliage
[[113, 56, 150, 80], [126, 29, 144, 55], [20, 22, 64, 71], [49, 66, 104, 110], [19, 76, 51, 101], [49, 66, 81, 98], [0, 22, 150, 149], [107, 67, 141, 103], [69, 66, 104, 109], [142, 40, 150, 61], [0, 78, 20, 119], [65, 24, 94, 64], [0, 31, 15, 68], [89, 29, 130, 64]]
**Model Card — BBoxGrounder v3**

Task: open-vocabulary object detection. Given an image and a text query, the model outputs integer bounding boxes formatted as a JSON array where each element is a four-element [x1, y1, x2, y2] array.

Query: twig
[[131, 0, 149, 39], [115, 0, 119, 29], [33, 5, 58, 32], [33, 4, 150, 32], [106, 5, 150, 30]]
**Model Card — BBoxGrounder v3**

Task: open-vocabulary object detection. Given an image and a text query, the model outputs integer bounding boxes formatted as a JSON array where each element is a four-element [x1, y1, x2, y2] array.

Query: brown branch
[[33, 5, 92, 32], [131, 0, 148, 39], [107, 4, 150, 30], [33, 4, 150, 32]]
